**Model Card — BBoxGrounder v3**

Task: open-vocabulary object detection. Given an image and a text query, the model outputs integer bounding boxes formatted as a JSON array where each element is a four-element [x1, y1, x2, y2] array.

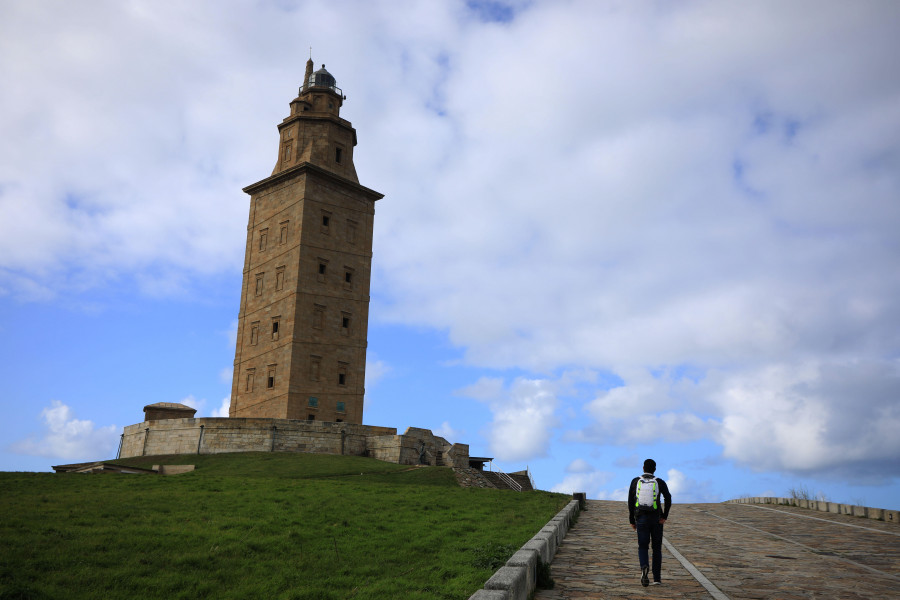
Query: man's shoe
[[641, 566, 649, 587], [650, 580, 661, 586]]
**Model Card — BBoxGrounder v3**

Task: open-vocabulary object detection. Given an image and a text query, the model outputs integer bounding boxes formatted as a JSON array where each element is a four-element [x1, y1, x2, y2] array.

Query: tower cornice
[[243, 161, 383, 201]]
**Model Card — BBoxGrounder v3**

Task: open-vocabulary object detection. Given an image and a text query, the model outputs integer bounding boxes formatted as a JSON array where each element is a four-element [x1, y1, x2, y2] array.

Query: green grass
[[0, 453, 568, 599]]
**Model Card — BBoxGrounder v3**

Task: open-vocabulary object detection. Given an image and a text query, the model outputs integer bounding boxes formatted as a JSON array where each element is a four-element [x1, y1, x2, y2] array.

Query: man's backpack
[[635, 476, 658, 512]]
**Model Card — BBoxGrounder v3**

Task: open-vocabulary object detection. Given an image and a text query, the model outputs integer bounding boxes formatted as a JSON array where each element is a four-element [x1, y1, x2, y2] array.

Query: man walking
[[628, 459, 672, 586]]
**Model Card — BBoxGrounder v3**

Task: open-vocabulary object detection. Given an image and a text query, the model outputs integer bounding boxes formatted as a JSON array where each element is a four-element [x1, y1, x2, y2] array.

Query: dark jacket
[[628, 473, 672, 525]]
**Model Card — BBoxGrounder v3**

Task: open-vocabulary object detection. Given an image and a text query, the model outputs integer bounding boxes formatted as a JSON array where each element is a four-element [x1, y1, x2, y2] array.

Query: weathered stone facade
[[230, 60, 382, 424], [119, 418, 470, 468]]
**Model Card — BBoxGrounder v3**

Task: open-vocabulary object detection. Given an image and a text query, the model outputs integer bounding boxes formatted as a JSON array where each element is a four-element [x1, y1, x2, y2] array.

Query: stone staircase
[[481, 470, 534, 492]]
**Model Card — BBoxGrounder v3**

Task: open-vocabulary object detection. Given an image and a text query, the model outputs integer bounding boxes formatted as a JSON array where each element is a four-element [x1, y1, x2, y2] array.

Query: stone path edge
[[726, 496, 899, 524], [468, 498, 581, 600]]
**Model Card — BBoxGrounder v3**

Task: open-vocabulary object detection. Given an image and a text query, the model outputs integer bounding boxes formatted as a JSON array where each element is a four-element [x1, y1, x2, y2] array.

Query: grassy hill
[[0, 453, 569, 599]]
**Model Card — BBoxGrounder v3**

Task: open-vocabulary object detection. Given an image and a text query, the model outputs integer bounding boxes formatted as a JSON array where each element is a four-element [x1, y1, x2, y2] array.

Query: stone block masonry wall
[[118, 418, 467, 469], [120, 418, 397, 459], [727, 496, 899, 524]]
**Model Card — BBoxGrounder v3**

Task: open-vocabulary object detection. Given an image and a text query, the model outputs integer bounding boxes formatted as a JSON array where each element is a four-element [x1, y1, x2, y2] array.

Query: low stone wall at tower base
[[726, 496, 898, 524], [119, 418, 469, 468]]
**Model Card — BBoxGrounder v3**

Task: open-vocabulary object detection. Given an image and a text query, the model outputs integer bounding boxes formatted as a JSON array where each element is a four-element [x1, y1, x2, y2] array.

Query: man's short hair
[[643, 459, 656, 474]]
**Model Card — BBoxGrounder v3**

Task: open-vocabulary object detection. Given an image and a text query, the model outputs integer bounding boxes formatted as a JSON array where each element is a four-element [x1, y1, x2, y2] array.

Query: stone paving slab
[[534, 500, 900, 599]]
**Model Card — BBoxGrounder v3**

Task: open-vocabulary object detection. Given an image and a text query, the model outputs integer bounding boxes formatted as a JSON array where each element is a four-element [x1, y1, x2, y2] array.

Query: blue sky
[[2, 0, 899, 509]]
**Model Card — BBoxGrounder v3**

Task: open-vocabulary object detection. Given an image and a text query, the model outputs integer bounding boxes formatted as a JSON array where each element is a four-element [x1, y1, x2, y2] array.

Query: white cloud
[[551, 466, 617, 500], [179, 394, 204, 412], [212, 396, 230, 418], [709, 360, 900, 480], [432, 421, 464, 441], [663, 468, 719, 504], [565, 458, 595, 474], [459, 376, 560, 462], [219, 367, 233, 385], [364, 355, 391, 404], [10, 401, 119, 461]]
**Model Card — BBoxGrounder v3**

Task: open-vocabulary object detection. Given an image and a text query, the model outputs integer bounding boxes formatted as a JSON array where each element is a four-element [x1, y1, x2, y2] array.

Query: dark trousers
[[635, 512, 663, 581]]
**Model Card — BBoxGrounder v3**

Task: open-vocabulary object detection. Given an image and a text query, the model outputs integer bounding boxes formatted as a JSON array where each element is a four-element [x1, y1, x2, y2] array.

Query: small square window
[[308, 414, 315, 421], [250, 321, 260, 345], [344, 271, 352, 283], [322, 215, 330, 227], [275, 266, 285, 291], [319, 263, 326, 275], [267, 365, 276, 389], [245, 369, 255, 392], [321, 211, 332, 234], [313, 305, 325, 330], [283, 143, 292, 163], [255, 274, 264, 296], [280, 222, 289, 244], [308, 396, 319, 408], [271, 318, 280, 341], [336, 401, 346, 413], [335, 147, 343, 164], [338, 373, 346, 386]]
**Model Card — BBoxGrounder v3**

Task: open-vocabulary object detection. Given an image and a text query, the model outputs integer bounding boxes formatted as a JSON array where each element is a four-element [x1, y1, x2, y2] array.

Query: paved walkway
[[535, 500, 900, 599]]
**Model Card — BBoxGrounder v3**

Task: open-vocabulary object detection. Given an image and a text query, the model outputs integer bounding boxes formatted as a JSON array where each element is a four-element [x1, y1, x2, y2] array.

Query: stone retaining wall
[[727, 496, 898, 524], [119, 417, 469, 468], [468, 499, 581, 600]]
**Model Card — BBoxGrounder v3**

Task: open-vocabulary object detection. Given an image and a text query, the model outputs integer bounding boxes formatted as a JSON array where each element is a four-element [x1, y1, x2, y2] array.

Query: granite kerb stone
[[468, 498, 580, 600], [484, 566, 527, 599], [468, 590, 509, 600]]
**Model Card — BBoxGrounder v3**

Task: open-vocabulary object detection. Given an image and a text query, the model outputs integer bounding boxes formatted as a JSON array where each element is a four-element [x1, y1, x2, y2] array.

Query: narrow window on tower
[[313, 305, 325, 330], [259, 228, 268, 252], [336, 401, 346, 413], [317, 258, 328, 283], [271, 316, 280, 341], [340, 312, 351, 336], [321, 210, 332, 234], [282, 143, 292, 163], [337, 362, 349, 387], [255, 273, 264, 296], [279, 221, 289, 245], [250, 321, 260, 346], [309, 355, 322, 381], [267, 364, 276, 389], [275, 266, 285, 291], [334, 146, 343, 164], [245, 368, 256, 393], [346, 220, 357, 245], [343, 267, 354, 291]]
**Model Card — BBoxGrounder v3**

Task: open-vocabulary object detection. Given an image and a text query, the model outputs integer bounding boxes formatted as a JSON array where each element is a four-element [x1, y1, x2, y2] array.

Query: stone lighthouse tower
[[230, 59, 383, 424]]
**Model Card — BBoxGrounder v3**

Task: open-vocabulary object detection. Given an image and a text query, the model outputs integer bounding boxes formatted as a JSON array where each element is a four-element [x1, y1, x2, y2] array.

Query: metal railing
[[494, 468, 523, 492]]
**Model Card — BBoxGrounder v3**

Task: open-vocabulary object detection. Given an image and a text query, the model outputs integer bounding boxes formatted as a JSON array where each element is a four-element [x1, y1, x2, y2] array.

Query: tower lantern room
[[273, 58, 359, 182]]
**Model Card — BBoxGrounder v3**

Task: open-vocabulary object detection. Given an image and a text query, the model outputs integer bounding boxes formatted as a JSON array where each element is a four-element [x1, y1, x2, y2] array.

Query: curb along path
[[534, 500, 900, 599]]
